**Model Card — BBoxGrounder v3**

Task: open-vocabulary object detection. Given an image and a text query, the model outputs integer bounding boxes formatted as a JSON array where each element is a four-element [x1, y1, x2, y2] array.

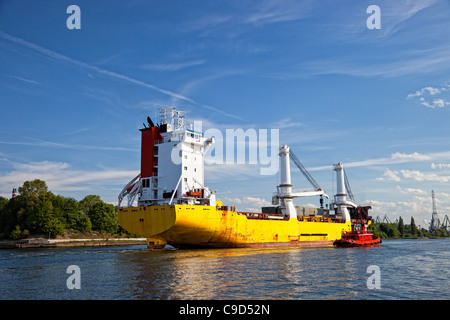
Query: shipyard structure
[[118, 108, 370, 248]]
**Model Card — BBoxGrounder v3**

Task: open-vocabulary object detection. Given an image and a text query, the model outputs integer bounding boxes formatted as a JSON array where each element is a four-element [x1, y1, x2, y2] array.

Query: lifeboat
[[187, 191, 202, 197], [334, 220, 381, 247]]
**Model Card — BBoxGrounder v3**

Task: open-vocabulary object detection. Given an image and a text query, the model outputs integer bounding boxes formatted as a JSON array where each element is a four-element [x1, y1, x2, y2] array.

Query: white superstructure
[[118, 107, 215, 207]]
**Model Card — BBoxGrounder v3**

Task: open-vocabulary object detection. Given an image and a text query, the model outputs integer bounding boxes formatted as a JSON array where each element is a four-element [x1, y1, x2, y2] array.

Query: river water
[[0, 239, 448, 300]]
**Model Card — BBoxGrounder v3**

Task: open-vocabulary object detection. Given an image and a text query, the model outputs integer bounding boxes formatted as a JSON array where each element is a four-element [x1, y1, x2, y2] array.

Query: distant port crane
[[430, 190, 440, 232]]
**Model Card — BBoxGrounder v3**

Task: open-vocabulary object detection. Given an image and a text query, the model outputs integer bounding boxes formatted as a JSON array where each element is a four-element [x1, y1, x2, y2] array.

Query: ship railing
[[238, 212, 285, 220], [297, 215, 345, 223]]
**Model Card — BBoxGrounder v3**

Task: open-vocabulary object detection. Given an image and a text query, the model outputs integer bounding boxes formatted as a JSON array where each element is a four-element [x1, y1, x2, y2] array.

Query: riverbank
[[0, 237, 147, 249]]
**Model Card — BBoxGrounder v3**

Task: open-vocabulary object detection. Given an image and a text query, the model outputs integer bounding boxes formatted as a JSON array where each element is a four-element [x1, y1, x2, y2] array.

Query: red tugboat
[[333, 206, 381, 247], [334, 219, 381, 247]]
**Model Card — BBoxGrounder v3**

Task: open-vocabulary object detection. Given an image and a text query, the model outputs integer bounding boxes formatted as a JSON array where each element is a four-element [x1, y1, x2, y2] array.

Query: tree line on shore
[[0, 179, 131, 240], [369, 216, 449, 239]]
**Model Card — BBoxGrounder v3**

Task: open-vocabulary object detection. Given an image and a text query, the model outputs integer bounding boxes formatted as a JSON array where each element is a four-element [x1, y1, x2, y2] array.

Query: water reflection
[[2, 239, 448, 299], [119, 246, 378, 299]]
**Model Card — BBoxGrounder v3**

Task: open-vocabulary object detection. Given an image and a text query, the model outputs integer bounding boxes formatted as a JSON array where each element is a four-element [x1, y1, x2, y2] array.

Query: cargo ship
[[118, 107, 364, 249]]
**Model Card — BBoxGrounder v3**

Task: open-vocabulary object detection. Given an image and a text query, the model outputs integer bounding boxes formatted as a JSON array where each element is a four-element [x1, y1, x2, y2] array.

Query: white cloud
[[0, 160, 137, 198], [376, 167, 450, 183], [391, 152, 431, 161], [311, 151, 435, 171], [406, 86, 443, 98], [224, 196, 272, 212], [431, 163, 450, 169], [396, 185, 428, 195], [142, 59, 206, 72], [407, 84, 450, 109], [399, 169, 450, 183], [376, 168, 401, 182], [419, 97, 450, 108]]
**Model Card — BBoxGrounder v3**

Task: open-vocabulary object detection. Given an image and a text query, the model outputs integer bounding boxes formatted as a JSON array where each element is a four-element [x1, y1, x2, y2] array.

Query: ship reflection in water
[[1, 239, 449, 300], [115, 239, 449, 300]]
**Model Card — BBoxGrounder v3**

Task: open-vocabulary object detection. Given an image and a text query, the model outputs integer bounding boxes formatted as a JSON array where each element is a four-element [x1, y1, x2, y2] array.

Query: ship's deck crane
[[289, 150, 328, 207], [273, 146, 329, 219]]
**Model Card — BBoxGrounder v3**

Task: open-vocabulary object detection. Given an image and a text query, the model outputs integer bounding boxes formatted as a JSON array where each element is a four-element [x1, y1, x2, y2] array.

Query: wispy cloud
[[0, 136, 138, 152], [431, 163, 450, 169], [378, 168, 450, 183], [0, 30, 193, 103], [299, 45, 450, 79], [0, 160, 137, 197], [0, 30, 246, 121], [374, 0, 439, 38], [9, 75, 40, 85], [185, 0, 313, 36], [396, 185, 428, 196], [142, 59, 206, 72], [244, 0, 313, 25], [173, 71, 247, 121], [310, 151, 436, 171]]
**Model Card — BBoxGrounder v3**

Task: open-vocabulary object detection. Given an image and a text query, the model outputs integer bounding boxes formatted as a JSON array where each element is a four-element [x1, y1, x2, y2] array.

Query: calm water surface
[[0, 239, 448, 300]]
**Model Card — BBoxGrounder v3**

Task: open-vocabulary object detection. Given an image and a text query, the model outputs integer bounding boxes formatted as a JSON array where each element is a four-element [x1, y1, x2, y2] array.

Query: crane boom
[[289, 150, 322, 191], [343, 169, 354, 201]]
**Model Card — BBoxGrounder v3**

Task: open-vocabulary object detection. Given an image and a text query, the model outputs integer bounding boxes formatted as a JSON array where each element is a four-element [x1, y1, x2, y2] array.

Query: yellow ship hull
[[118, 205, 351, 249]]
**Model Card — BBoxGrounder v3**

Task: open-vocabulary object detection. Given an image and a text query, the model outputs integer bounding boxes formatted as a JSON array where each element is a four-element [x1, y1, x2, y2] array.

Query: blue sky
[[1, 0, 450, 227]]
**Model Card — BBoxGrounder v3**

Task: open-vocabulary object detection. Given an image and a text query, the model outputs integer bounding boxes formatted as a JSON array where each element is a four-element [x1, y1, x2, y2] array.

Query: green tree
[[53, 195, 91, 231], [79, 195, 103, 214], [0, 197, 17, 238], [77, 213, 92, 232], [369, 223, 387, 238], [9, 225, 23, 240], [1, 180, 120, 239], [433, 227, 449, 238], [379, 222, 400, 238], [14, 180, 56, 233], [88, 202, 118, 234], [0, 196, 9, 212], [43, 216, 65, 237]]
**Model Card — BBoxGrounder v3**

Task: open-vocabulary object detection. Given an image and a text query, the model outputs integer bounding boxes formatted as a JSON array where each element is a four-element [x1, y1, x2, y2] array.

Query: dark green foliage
[[0, 179, 122, 239], [87, 201, 118, 234], [370, 217, 449, 239]]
